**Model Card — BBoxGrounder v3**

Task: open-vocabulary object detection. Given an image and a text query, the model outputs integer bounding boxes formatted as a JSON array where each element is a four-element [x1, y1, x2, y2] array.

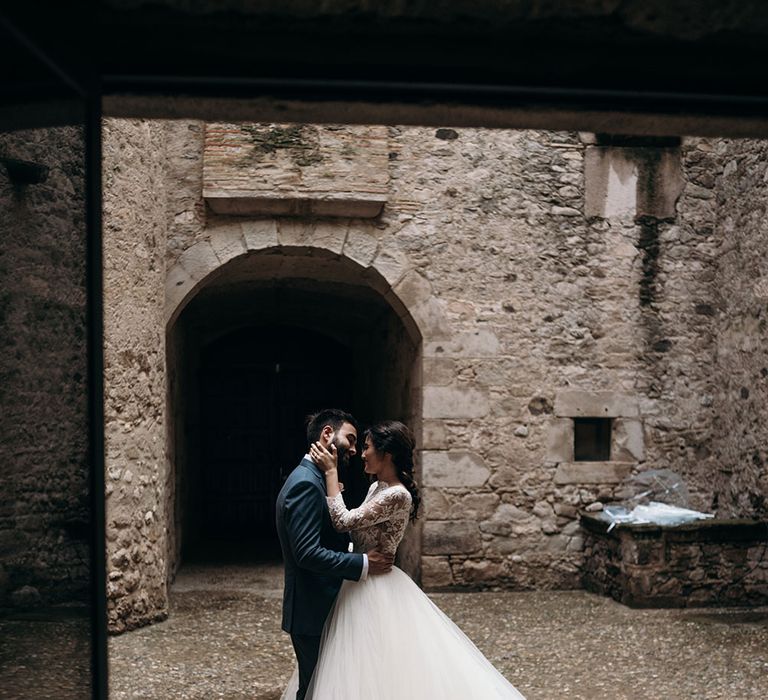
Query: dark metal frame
[[5, 7, 768, 700]]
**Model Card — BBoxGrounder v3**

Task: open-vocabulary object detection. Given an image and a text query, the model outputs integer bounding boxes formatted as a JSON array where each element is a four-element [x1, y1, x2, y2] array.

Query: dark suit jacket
[[276, 457, 364, 635]]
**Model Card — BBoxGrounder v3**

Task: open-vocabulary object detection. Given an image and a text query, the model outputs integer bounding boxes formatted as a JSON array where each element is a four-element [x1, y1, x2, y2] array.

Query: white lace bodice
[[327, 482, 411, 557]]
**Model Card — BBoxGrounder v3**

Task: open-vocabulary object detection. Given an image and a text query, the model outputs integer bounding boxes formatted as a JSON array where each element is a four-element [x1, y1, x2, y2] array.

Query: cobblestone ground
[[108, 564, 768, 700]]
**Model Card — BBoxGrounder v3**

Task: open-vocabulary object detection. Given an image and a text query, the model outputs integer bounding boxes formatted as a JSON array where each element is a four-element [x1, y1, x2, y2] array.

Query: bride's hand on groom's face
[[310, 441, 338, 473]]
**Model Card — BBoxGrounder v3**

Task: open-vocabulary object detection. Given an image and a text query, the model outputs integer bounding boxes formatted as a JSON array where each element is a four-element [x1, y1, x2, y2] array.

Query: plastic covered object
[[600, 470, 714, 531], [618, 469, 691, 509], [600, 501, 715, 531]]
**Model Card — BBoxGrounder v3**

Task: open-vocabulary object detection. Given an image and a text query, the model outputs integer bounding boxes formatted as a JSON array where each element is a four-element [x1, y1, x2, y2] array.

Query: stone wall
[[103, 120, 169, 632], [708, 139, 768, 519], [101, 121, 768, 624], [581, 514, 768, 607], [0, 127, 90, 610]]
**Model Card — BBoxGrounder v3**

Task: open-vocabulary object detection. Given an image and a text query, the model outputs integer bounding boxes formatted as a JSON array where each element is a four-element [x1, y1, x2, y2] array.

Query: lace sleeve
[[327, 487, 411, 532]]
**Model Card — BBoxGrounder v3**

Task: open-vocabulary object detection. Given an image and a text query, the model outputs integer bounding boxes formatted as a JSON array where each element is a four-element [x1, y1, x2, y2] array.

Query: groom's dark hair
[[305, 408, 357, 446]]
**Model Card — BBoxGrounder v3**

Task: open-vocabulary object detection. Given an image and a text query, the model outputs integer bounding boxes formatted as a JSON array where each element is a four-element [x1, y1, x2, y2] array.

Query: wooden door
[[199, 325, 351, 557]]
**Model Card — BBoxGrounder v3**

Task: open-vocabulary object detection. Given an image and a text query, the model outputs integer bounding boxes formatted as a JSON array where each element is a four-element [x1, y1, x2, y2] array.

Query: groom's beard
[[331, 436, 351, 471]]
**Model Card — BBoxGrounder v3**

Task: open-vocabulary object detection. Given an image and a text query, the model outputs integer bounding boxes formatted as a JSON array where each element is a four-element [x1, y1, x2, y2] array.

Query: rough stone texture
[[0, 127, 91, 611], [421, 450, 490, 488], [581, 514, 768, 607], [612, 418, 645, 462], [554, 461, 634, 485], [708, 139, 768, 520], [100, 121, 768, 623], [423, 520, 482, 555], [422, 385, 490, 418], [103, 120, 170, 632], [203, 123, 388, 217], [554, 390, 639, 417], [584, 145, 684, 219]]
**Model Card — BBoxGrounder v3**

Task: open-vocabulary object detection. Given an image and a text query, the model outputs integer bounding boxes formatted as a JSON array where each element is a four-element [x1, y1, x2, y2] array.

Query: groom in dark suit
[[276, 408, 393, 700]]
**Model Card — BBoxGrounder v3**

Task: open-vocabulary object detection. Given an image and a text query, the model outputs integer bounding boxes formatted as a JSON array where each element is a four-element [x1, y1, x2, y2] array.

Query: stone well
[[580, 514, 768, 607]]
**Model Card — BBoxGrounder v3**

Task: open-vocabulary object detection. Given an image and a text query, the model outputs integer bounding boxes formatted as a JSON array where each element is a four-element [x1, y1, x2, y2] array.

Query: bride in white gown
[[282, 420, 527, 700]]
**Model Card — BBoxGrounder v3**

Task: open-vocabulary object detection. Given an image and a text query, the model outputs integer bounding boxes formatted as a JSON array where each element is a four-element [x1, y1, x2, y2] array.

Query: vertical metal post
[[86, 90, 108, 699]]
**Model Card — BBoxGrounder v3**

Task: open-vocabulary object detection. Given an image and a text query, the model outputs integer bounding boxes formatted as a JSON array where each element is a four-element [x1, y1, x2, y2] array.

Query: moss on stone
[[240, 124, 323, 167]]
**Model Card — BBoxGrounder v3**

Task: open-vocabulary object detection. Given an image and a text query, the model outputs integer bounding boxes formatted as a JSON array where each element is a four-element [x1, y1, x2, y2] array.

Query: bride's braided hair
[[365, 420, 421, 521]]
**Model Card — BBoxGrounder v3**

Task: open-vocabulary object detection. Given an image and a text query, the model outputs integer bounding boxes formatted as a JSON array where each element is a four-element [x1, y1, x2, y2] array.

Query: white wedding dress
[[282, 481, 527, 700]]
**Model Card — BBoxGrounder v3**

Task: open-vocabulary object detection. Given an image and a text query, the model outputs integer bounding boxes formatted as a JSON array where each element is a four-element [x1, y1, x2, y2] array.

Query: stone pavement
[[108, 564, 768, 700]]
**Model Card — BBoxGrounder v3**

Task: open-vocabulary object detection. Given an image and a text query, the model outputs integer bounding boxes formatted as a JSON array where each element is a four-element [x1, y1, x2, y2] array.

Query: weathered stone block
[[423, 385, 489, 419], [208, 221, 246, 264], [423, 357, 455, 386], [242, 219, 279, 250], [392, 269, 433, 309], [425, 330, 500, 357], [480, 503, 534, 536], [277, 219, 315, 248], [177, 240, 219, 281], [422, 450, 490, 488], [554, 391, 639, 418], [612, 418, 645, 462], [584, 146, 683, 220], [312, 220, 349, 254], [372, 246, 410, 286], [423, 520, 482, 554], [342, 225, 379, 267], [546, 418, 574, 462], [457, 493, 501, 520], [584, 146, 638, 219], [409, 297, 451, 339], [164, 264, 195, 322], [423, 487, 452, 519], [554, 462, 634, 485], [422, 420, 448, 450], [460, 559, 506, 583], [421, 556, 454, 588], [203, 123, 389, 217]]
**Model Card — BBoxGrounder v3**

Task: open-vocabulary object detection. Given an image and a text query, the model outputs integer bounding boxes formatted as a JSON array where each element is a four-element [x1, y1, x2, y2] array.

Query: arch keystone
[[242, 219, 278, 250], [277, 218, 316, 247], [312, 220, 349, 255]]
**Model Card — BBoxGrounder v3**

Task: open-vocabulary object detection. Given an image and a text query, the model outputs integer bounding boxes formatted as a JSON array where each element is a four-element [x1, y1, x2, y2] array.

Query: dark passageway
[[166, 252, 420, 574], [196, 325, 353, 560]]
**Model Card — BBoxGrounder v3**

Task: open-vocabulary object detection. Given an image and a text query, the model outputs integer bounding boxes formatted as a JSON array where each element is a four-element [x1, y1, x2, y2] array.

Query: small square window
[[574, 418, 611, 461]]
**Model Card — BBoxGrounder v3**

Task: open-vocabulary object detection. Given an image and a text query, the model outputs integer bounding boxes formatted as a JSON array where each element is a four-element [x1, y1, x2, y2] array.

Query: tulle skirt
[[282, 566, 527, 700]]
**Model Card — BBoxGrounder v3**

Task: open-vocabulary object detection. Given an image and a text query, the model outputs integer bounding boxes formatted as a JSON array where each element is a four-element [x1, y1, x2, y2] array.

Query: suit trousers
[[290, 633, 322, 700]]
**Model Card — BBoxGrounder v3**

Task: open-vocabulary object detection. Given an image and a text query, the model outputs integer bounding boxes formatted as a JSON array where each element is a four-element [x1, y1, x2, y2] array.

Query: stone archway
[[165, 217, 448, 581]]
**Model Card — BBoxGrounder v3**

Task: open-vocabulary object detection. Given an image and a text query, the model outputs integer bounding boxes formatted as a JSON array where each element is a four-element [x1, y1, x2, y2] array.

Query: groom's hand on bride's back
[[367, 550, 394, 575]]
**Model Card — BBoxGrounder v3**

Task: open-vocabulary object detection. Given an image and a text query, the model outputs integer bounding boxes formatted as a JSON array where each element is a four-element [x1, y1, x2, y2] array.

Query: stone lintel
[[554, 461, 634, 485], [204, 193, 386, 218], [554, 391, 639, 418]]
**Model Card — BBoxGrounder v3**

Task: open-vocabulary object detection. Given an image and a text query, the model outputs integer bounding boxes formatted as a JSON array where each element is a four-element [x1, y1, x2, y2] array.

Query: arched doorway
[[166, 247, 422, 572]]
